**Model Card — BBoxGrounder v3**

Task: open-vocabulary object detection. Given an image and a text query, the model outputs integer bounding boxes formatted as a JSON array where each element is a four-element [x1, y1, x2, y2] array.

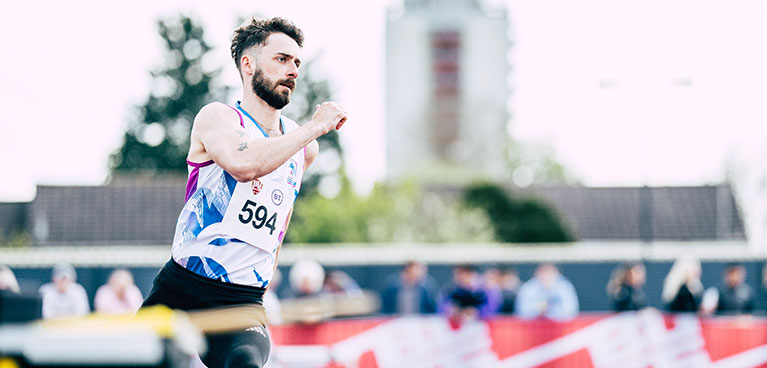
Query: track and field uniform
[[143, 101, 305, 368]]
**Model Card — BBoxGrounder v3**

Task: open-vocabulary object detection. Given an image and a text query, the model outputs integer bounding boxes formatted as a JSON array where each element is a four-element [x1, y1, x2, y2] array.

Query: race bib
[[219, 160, 298, 252]]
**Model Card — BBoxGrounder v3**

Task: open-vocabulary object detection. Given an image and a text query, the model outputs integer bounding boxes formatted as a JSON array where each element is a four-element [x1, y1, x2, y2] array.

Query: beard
[[251, 69, 295, 110]]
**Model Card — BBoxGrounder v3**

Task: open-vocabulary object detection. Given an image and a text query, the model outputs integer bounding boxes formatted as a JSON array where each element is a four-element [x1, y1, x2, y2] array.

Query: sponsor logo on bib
[[271, 189, 284, 206], [287, 159, 298, 189], [252, 179, 263, 195]]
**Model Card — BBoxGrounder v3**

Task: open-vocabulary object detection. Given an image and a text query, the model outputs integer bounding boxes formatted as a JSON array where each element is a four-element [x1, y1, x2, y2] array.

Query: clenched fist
[[310, 102, 347, 135]]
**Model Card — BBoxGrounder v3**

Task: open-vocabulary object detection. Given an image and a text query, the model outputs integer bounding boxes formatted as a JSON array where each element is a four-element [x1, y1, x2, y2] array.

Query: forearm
[[225, 123, 322, 182], [196, 101, 342, 182]]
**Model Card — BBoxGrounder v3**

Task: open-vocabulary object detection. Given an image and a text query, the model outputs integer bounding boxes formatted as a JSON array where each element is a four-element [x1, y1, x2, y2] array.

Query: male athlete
[[142, 17, 347, 368]]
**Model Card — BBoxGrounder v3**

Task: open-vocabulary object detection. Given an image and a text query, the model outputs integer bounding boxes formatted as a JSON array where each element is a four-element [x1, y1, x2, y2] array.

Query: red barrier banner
[[268, 310, 767, 368]]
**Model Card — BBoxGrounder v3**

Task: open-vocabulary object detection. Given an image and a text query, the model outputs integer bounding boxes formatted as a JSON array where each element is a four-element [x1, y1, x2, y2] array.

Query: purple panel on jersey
[[184, 160, 214, 203], [228, 105, 245, 128], [185, 167, 200, 203], [187, 160, 215, 167]]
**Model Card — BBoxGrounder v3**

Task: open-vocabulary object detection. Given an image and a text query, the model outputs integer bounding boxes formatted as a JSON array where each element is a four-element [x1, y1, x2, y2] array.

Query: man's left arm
[[304, 139, 319, 169]]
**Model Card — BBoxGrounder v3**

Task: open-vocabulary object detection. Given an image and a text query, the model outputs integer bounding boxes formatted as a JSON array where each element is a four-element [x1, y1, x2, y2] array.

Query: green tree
[[110, 15, 345, 194], [463, 182, 574, 243], [289, 173, 386, 243], [110, 15, 224, 175], [288, 179, 493, 244]]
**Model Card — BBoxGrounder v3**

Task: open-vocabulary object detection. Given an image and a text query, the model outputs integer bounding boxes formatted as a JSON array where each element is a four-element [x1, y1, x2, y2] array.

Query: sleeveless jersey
[[171, 102, 305, 288]]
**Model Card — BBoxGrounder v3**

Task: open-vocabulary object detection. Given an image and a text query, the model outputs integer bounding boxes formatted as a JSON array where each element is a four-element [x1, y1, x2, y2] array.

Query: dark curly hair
[[230, 17, 304, 71]]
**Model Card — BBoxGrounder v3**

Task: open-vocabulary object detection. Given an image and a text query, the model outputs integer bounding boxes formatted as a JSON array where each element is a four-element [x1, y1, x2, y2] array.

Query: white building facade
[[386, 0, 509, 181]]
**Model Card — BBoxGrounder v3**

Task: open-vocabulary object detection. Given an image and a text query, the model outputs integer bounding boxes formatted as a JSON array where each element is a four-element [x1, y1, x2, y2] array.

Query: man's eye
[[278, 57, 286, 62]]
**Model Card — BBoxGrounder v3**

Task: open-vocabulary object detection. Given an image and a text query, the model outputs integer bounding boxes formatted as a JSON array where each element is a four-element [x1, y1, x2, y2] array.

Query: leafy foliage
[[110, 16, 224, 174], [463, 182, 574, 243], [109, 15, 343, 193], [288, 179, 493, 244], [0, 232, 31, 248]]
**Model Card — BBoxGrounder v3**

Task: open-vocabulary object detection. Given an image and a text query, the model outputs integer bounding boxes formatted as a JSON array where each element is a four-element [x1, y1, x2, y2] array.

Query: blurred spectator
[[438, 264, 488, 324], [94, 269, 143, 314], [0, 265, 20, 294], [39, 263, 89, 319], [515, 263, 579, 320], [322, 270, 362, 296], [381, 261, 438, 314], [499, 267, 521, 314], [480, 267, 504, 317], [0, 265, 42, 324], [709, 263, 754, 315], [606, 263, 647, 311], [284, 259, 325, 298], [281, 260, 375, 323], [264, 269, 283, 325], [662, 256, 703, 313], [760, 264, 767, 313]]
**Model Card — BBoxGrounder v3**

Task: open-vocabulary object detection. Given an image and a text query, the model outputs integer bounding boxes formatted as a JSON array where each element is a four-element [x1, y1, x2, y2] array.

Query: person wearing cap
[[39, 263, 90, 319]]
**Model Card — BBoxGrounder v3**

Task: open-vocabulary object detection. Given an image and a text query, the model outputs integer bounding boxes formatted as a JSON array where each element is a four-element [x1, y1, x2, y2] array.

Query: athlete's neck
[[239, 94, 281, 131]]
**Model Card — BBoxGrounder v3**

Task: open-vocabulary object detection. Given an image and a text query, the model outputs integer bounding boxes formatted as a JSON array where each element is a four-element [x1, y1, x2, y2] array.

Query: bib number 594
[[238, 200, 277, 235]]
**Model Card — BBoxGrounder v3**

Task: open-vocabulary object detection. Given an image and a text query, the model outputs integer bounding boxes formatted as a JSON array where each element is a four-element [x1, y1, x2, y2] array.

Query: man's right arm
[[190, 102, 345, 182]]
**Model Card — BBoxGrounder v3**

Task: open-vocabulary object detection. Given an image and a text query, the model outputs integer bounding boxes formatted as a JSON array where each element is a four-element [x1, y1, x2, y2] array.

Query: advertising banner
[[269, 310, 767, 368]]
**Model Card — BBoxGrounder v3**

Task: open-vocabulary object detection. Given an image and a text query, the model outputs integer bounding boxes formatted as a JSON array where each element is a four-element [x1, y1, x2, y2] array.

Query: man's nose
[[287, 64, 299, 79]]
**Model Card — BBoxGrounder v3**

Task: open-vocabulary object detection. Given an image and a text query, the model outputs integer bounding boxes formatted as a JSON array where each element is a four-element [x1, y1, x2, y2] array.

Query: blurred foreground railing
[[268, 311, 767, 368]]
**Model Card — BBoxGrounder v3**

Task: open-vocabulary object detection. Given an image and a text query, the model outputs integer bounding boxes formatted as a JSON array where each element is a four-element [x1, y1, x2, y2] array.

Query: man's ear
[[241, 54, 255, 76]]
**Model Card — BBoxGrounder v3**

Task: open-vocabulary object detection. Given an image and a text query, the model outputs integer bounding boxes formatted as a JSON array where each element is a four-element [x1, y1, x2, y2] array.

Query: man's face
[[725, 267, 745, 287], [628, 265, 646, 287], [110, 271, 132, 297], [403, 263, 425, 284], [246, 33, 302, 109], [483, 269, 502, 287], [536, 264, 559, 289], [54, 276, 72, 293], [454, 268, 476, 287]]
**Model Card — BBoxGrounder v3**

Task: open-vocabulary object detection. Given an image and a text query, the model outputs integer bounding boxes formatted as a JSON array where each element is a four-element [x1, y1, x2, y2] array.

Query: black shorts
[[143, 259, 271, 368]]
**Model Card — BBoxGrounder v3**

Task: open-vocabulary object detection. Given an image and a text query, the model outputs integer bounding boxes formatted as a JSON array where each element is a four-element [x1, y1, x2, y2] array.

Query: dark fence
[[10, 260, 767, 314]]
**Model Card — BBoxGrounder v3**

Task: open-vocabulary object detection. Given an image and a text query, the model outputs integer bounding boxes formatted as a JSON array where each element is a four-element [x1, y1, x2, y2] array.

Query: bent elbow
[[228, 160, 269, 183], [230, 172, 253, 183], [228, 164, 256, 183]]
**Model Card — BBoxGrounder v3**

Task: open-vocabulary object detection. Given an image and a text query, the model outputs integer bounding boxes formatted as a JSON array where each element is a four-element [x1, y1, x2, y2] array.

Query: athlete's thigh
[[203, 326, 271, 368]]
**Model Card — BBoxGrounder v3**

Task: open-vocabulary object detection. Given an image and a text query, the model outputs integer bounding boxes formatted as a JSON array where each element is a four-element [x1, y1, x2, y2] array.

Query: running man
[[142, 17, 347, 368]]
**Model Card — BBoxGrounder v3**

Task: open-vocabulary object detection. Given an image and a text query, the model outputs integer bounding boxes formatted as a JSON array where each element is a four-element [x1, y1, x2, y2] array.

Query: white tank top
[[171, 102, 305, 288]]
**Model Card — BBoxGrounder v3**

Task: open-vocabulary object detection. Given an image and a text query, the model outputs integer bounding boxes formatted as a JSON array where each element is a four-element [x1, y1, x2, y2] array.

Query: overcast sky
[[1, 0, 765, 203]]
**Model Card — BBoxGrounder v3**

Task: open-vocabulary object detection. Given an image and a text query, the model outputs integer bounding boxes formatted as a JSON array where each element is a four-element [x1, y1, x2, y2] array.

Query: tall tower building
[[385, 0, 509, 181]]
